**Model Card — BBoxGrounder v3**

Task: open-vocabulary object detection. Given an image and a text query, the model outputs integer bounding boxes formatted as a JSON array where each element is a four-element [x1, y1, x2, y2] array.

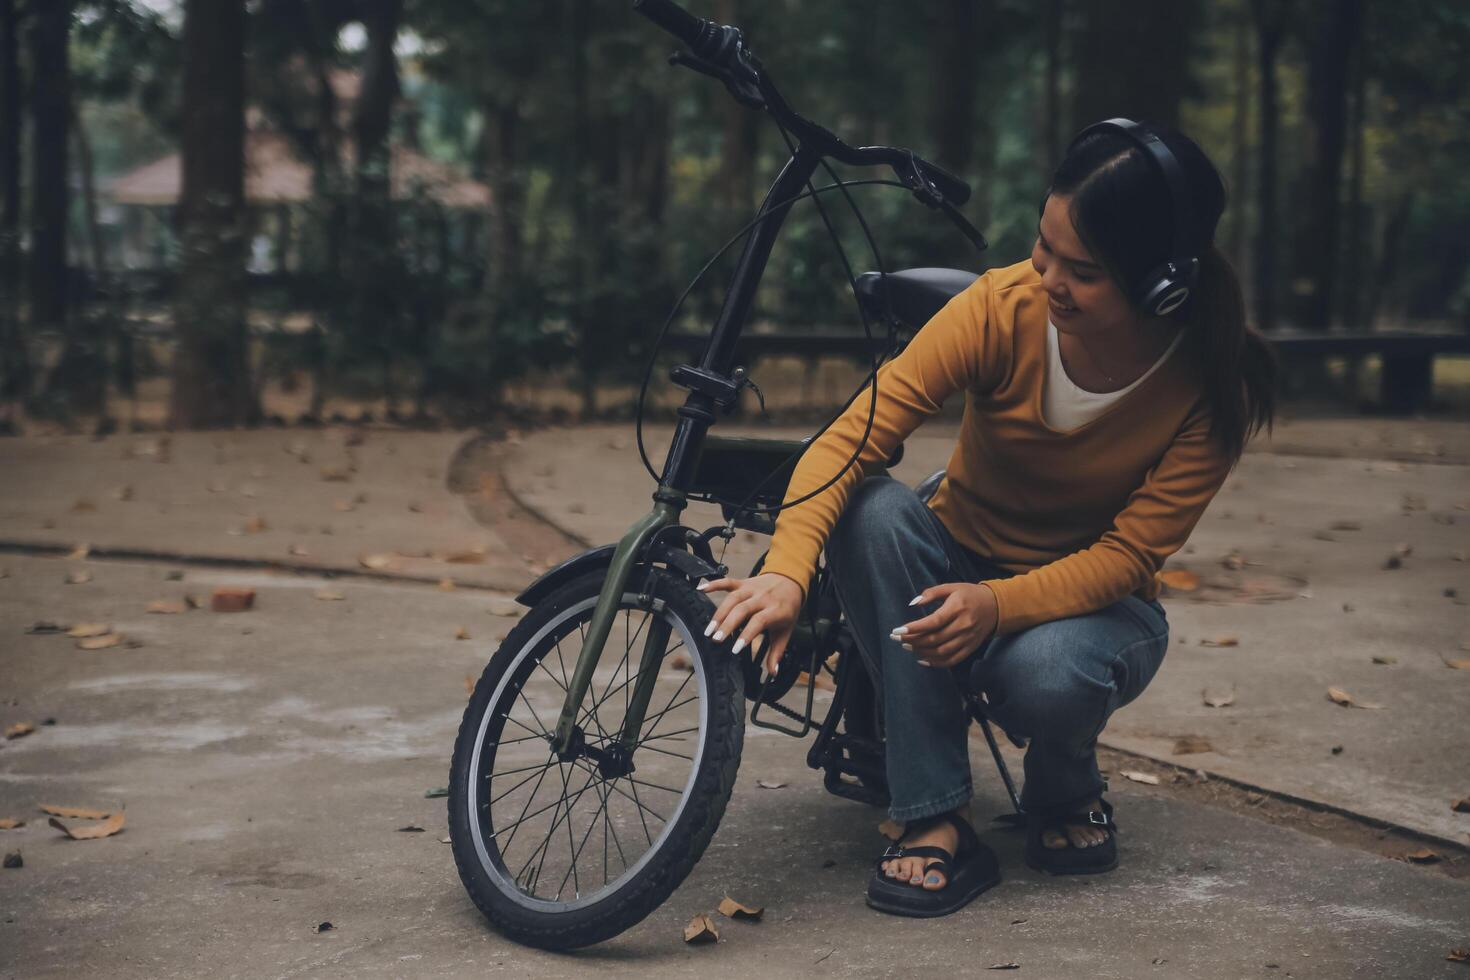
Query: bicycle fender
[[514, 541, 721, 607]]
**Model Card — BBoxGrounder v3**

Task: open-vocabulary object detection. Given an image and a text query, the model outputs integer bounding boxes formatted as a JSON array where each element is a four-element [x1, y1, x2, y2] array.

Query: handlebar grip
[[633, 0, 707, 47], [915, 159, 971, 207]]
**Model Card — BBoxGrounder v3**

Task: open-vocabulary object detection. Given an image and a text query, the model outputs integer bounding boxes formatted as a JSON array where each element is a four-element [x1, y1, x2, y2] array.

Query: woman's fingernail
[[759, 668, 771, 686], [696, 581, 709, 591], [731, 637, 746, 654], [891, 626, 908, 636], [713, 630, 725, 642], [703, 620, 716, 638], [908, 595, 925, 606], [901, 642, 913, 652]]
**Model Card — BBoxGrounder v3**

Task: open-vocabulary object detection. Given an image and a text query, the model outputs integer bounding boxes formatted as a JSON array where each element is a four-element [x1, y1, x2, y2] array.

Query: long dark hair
[[1043, 121, 1278, 464]]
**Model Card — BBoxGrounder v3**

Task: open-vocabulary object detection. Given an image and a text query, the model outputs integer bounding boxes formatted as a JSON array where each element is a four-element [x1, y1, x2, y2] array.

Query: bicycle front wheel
[[448, 568, 743, 949]]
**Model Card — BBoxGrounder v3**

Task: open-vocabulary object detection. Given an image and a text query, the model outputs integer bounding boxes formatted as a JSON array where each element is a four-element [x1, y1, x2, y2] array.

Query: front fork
[[551, 498, 686, 761]]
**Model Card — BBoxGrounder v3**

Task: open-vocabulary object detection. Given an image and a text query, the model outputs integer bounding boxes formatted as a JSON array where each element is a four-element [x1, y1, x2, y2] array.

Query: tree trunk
[[569, 0, 594, 419], [715, 0, 759, 220], [1069, 0, 1195, 130], [0, 0, 27, 412], [28, 0, 68, 330], [1290, 0, 1360, 331], [1341, 18, 1367, 330], [1228, 0, 1251, 287], [170, 0, 256, 428], [1251, 0, 1290, 332], [1040, 0, 1064, 175], [349, 0, 402, 417]]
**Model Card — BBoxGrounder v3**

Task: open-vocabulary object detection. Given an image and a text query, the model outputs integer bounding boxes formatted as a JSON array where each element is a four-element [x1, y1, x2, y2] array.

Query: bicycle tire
[[448, 568, 743, 949]]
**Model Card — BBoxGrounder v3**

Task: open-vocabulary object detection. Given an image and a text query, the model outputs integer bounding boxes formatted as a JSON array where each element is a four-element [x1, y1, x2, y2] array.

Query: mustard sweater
[[759, 258, 1235, 636]]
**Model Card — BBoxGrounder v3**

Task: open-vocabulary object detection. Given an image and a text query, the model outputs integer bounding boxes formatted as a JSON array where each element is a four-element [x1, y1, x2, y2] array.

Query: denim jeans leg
[[825, 476, 980, 822], [968, 595, 1169, 815]]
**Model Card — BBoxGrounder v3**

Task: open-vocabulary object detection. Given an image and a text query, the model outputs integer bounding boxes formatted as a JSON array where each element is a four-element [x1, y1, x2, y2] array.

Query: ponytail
[[1180, 243, 1280, 464]]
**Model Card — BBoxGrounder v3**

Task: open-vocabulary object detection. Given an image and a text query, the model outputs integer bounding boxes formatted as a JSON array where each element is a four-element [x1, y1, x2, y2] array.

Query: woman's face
[[1031, 193, 1140, 340]]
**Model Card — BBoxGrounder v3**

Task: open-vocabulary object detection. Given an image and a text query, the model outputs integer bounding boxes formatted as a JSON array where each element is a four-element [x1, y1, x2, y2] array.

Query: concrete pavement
[[1, 419, 1468, 977], [1, 552, 1467, 979]]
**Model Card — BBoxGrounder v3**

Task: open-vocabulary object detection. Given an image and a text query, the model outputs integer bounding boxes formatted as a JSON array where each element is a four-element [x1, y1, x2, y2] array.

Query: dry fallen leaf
[[1370, 655, 1398, 665], [1199, 635, 1239, 648], [1121, 770, 1161, 785], [314, 590, 346, 602], [1326, 686, 1383, 710], [359, 553, 394, 571], [1157, 568, 1200, 593], [146, 599, 187, 615], [77, 632, 123, 651], [1452, 799, 1470, 814], [66, 569, 92, 585], [442, 550, 488, 565], [438, 578, 456, 591], [454, 626, 471, 641], [756, 779, 786, 790], [1443, 658, 1470, 671], [717, 896, 764, 921], [67, 623, 112, 638], [333, 499, 357, 512], [666, 653, 693, 671], [464, 675, 475, 697], [68, 543, 91, 560], [1328, 520, 1362, 531], [211, 587, 256, 613], [1448, 948, 1469, 963], [4, 723, 35, 740], [243, 515, 269, 534], [683, 913, 719, 944], [287, 543, 310, 557], [48, 809, 126, 840], [39, 805, 111, 819], [0, 818, 23, 830], [1172, 735, 1214, 755], [1404, 847, 1440, 864], [1202, 687, 1236, 708], [320, 466, 353, 482]]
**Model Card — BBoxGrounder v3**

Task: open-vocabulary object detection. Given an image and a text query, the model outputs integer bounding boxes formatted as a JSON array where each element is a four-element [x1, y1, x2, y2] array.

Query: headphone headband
[[1063, 117, 1201, 316]]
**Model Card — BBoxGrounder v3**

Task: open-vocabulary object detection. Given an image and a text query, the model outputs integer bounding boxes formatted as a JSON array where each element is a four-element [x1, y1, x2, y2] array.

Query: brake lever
[[667, 35, 765, 109], [898, 154, 989, 256]]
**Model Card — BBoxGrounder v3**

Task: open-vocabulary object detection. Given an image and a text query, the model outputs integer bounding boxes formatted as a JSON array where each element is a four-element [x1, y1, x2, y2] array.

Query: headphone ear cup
[[1138, 257, 1199, 316]]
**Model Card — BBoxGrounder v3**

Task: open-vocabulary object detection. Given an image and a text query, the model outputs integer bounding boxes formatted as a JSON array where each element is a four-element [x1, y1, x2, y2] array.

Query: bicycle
[[447, 0, 1020, 949]]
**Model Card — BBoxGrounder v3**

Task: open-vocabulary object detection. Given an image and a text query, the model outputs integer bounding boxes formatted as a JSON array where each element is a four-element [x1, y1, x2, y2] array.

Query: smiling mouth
[[1050, 299, 1078, 312]]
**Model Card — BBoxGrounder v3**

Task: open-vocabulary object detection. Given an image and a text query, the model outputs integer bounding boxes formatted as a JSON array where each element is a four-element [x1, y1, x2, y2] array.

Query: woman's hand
[[890, 582, 999, 669], [696, 572, 805, 674]]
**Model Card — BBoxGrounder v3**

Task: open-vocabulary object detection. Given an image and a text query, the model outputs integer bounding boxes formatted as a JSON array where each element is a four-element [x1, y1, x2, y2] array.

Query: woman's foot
[[880, 808, 966, 890], [1040, 796, 1109, 850]]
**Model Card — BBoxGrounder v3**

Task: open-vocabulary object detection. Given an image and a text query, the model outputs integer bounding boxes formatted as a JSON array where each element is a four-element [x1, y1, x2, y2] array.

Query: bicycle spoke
[[637, 669, 695, 744], [496, 751, 559, 858], [632, 742, 693, 762], [637, 693, 699, 743], [635, 724, 700, 746], [489, 758, 561, 808], [623, 775, 685, 795]]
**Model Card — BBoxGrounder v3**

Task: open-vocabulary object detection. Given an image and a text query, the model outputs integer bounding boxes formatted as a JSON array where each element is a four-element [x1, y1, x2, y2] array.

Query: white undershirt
[[1042, 318, 1186, 432]]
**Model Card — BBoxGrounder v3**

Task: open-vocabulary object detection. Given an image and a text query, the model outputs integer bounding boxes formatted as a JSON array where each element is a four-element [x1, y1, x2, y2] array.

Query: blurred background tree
[[0, 0, 1465, 431]]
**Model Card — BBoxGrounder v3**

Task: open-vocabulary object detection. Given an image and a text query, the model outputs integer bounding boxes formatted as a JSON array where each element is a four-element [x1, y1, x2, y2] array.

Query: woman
[[698, 118, 1278, 917]]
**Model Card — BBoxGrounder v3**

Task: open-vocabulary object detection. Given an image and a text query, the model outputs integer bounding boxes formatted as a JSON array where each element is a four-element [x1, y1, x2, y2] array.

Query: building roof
[[106, 129, 490, 209]]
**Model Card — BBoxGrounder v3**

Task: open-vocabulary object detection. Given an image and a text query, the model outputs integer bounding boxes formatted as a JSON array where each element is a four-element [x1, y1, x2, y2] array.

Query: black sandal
[[1023, 796, 1119, 875], [865, 811, 1001, 918]]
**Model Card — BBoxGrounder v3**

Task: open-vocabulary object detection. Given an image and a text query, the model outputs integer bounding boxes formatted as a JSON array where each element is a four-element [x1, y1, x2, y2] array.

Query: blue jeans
[[824, 476, 1170, 822]]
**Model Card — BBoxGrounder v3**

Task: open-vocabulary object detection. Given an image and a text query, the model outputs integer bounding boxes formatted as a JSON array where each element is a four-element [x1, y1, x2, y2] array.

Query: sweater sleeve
[[977, 398, 1235, 634], [759, 273, 1001, 604]]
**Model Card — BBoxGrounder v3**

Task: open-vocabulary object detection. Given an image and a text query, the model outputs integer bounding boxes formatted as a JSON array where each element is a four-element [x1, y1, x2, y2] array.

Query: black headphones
[[1064, 117, 1201, 317]]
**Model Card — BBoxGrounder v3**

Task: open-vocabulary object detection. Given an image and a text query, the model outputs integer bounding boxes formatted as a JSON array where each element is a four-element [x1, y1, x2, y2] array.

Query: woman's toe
[[1042, 827, 1069, 849], [922, 869, 947, 890]]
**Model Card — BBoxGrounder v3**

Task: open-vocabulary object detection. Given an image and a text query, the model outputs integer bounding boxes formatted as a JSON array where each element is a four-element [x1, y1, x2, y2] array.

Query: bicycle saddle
[[854, 267, 980, 333]]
